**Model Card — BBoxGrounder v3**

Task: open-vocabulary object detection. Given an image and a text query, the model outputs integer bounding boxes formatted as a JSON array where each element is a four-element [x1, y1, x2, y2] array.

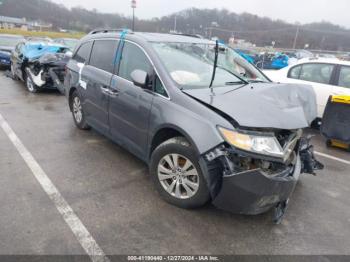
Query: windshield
[[0, 36, 23, 47], [152, 42, 269, 89]]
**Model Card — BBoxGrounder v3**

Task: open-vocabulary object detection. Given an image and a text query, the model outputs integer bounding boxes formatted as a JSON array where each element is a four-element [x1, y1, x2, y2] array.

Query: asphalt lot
[[1, 71, 350, 257]]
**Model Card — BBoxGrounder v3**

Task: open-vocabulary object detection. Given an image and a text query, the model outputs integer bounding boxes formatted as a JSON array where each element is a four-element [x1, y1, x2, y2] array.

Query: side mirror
[[130, 69, 148, 89]]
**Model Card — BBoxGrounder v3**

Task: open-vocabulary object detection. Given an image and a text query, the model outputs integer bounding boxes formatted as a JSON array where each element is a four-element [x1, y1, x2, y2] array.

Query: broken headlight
[[218, 127, 285, 158]]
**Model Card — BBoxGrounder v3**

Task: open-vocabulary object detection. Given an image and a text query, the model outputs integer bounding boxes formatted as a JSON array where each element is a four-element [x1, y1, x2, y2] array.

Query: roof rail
[[88, 28, 133, 35], [170, 33, 204, 39]]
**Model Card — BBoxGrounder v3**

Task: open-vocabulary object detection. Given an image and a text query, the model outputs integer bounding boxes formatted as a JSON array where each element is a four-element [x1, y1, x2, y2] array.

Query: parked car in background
[[255, 52, 290, 70], [234, 49, 256, 64], [11, 40, 71, 93], [295, 49, 314, 59], [0, 34, 25, 68], [54, 38, 79, 51], [65, 30, 322, 222], [264, 58, 350, 119]]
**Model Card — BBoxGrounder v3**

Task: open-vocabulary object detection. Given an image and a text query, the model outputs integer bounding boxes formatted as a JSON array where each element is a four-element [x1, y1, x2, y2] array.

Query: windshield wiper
[[225, 81, 246, 85], [248, 79, 267, 83], [208, 41, 249, 89], [216, 65, 249, 85], [209, 40, 219, 91]]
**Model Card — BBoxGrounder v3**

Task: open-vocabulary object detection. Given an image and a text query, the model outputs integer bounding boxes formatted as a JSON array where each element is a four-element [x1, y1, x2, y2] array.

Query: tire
[[311, 118, 322, 130], [150, 137, 210, 209], [24, 71, 38, 93], [10, 63, 18, 80], [70, 90, 90, 130]]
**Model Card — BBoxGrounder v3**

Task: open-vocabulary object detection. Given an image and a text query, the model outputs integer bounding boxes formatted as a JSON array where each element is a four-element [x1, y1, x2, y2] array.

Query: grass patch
[[0, 28, 85, 39]]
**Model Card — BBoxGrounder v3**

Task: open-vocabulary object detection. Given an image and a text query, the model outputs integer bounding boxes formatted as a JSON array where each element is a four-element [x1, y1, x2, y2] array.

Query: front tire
[[70, 90, 90, 130], [25, 72, 38, 93], [150, 137, 210, 209], [10, 63, 18, 80]]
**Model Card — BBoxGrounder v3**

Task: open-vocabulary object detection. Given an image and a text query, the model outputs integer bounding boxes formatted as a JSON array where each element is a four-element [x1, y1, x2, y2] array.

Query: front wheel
[[150, 137, 210, 209], [10, 63, 18, 80], [70, 90, 90, 130], [25, 72, 38, 93]]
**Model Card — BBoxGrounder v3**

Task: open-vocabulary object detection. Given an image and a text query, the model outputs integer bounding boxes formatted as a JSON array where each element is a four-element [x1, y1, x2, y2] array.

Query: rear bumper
[[212, 156, 301, 215]]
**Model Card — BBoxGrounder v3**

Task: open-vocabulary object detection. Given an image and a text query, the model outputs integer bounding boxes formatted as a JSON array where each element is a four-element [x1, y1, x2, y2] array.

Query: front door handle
[[109, 87, 120, 97], [101, 86, 119, 97], [100, 86, 110, 95]]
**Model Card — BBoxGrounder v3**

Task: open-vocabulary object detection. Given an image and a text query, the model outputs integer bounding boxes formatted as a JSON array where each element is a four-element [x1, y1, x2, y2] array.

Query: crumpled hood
[[183, 83, 317, 130], [22, 43, 68, 61]]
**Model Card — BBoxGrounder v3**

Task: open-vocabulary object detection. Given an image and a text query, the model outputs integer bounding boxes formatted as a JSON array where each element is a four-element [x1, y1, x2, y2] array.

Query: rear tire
[[70, 90, 90, 130], [150, 137, 210, 209], [311, 118, 322, 130]]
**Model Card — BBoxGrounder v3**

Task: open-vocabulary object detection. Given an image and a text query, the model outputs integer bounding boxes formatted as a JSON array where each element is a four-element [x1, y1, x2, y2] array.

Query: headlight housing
[[218, 126, 285, 158]]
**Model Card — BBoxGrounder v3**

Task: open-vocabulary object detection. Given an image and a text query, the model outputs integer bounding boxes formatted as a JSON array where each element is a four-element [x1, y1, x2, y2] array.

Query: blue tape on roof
[[114, 29, 128, 65], [22, 43, 67, 60]]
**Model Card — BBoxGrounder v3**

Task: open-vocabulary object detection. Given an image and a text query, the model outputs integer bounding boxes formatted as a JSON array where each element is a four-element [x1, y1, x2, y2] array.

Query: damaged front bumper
[[212, 156, 300, 216], [200, 136, 323, 222], [25, 66, 66, 94]]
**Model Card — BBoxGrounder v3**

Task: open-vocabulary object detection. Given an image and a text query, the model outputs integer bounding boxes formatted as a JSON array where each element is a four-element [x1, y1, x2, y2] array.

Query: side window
[[299, 63, 334, 84], [288, 65, 302, 79], [118, 42, 153, 82], [89, 40, 119, 73], [154, 76, 168, 97], [73, 41, 93, 64], [338, 66, 350, 88]]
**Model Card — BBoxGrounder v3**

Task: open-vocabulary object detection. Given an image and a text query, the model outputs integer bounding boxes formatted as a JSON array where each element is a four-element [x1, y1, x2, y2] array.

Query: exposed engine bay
[[24, 52, 70, 94], [201, 128, 323, 223]]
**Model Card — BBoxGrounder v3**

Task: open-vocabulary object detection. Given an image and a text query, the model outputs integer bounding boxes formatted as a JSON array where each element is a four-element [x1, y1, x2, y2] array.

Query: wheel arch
[[148, 124, 200, 160]]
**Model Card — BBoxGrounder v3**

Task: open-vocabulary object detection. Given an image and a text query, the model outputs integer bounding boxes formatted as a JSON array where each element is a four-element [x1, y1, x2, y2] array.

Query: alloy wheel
[[73, 96, 83, 124], [157, 154, 199, 199], [26, 76, 35, 92]]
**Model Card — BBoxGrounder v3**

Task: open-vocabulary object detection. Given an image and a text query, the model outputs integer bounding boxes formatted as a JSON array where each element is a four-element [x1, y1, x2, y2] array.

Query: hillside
[[1, 0, 350, 51]]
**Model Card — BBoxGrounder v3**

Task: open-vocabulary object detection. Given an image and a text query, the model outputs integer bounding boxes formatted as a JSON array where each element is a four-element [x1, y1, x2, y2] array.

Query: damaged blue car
[[10, 40, 71, 93]]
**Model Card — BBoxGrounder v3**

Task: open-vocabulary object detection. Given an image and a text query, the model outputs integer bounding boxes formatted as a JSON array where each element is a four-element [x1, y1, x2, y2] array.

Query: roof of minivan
[[84, 31, 213, 44]]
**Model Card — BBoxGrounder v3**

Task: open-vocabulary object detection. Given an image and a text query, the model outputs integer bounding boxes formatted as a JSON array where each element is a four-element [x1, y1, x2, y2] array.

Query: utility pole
[[131, 0, 136, 31], [174, 15, 177, 32], [293, 25, 300, 49]]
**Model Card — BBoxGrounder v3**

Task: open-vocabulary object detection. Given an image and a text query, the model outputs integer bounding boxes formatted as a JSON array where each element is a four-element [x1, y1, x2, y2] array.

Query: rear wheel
[[311, 118, 322, 130], [150, 137, 210, 209], [70, 90, 90, 130]]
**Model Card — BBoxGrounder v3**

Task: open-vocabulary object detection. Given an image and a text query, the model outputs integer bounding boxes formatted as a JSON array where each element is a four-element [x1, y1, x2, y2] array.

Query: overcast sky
[[54, 0, 350, 28]]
